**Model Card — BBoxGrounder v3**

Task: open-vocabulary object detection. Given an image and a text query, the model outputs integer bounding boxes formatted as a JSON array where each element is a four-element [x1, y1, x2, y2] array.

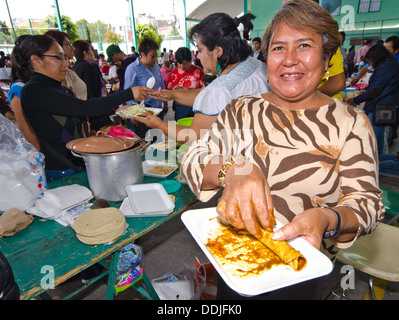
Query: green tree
[[76, 19, 91, 42], [135, 23, 163, 48], [42, 14, 80, 41], [104, 30, 123, 44]]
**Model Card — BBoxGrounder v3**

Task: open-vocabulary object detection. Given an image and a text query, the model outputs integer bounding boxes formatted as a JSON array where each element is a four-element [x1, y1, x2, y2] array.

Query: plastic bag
[[151, 263, 206, 300], [0, 115, 47, 211], [114, 243, 143, 294], [195, 257, 218, 300]]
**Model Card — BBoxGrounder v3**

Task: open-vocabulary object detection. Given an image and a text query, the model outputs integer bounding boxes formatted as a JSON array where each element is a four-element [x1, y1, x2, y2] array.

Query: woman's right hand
[[132, 86, 151, 101], [216, 160, 275, 237], [149, 88, 173, 101]]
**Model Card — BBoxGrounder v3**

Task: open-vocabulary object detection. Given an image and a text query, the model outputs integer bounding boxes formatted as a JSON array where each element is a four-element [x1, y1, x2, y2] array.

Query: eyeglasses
[[39, 54, 68, 62]]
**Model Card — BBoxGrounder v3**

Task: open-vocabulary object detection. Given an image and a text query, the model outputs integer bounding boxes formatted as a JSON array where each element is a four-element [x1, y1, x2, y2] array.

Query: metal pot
[[68, 134, 146, 202], [72, 146, 144, 202]]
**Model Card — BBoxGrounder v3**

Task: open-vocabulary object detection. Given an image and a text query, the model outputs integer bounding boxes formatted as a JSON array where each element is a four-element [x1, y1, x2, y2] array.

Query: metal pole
[[28, 19, 34, 35], [4, 0, 16, 40], [244, 0, 249, 14], [182, 0, 189, 48], [128, 0, 137, 49], [53, 0, 64, 31]]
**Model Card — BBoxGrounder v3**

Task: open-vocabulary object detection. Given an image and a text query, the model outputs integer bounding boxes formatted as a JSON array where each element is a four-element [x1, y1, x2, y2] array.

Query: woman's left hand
[[131, 114, 163, 129], [272, 208, 331, 249]]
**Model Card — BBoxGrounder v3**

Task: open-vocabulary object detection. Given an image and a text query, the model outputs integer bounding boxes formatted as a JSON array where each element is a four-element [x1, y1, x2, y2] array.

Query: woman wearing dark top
[[347, 44, 399, 155], [19, 35, 149, 181], [72, 40, 102, 99], [72, 40, 111, 131]]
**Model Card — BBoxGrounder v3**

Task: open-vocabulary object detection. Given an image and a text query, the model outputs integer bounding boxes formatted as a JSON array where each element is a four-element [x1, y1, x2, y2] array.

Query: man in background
[[106, 44, 136, 91]]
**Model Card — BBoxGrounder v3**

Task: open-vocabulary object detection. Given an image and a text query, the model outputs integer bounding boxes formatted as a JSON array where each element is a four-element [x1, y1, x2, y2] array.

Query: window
[[358, 0, 382, 13], [321, 0, 341, 16]]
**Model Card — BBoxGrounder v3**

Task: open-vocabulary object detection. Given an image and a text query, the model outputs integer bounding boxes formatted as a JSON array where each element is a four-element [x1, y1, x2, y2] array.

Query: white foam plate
[[116, 107, 162, 119], [125, 183, 175, 215], [149, 140, 179, 151], [142, 160, 178, 178], [181, 208, 333, 297], [119, 197, 173, 217]]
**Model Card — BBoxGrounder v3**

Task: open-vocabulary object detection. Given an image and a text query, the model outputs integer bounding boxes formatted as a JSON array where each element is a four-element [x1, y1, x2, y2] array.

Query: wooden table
[[0, 171, 197, 300]]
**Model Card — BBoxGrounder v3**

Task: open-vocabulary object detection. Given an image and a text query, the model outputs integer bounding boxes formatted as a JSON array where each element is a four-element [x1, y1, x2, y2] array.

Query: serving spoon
[[140, 77, 156, 107]]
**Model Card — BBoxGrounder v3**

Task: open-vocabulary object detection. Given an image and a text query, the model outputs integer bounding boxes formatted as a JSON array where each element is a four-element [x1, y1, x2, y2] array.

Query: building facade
[[251, 0, 399, 50]]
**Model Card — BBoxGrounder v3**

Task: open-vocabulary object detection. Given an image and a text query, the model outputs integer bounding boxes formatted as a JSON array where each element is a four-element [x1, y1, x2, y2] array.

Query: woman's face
[[267, 23, 328, 105], [178, 60, 192, 72], [140, 49, 158, 69], [62, 37, 74, 59], [84, 46, 96, 63], [196, 37, 219, 74], [33, 42, 68, 82]]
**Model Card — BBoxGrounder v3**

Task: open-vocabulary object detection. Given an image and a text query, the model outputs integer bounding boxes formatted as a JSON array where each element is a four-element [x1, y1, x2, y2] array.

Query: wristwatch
[[322, 207, 341, 239]]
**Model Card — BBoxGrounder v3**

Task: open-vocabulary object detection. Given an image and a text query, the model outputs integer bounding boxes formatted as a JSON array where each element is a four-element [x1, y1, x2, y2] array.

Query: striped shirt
[[181, 94, 385, 259]]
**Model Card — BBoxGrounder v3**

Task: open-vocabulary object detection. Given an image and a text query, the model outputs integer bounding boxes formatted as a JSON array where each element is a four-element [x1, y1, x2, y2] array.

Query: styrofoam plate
[[181, 208, 333, 297], [116, 106, 162, 119], [142, 160, 178, 178], [125, 183, 175, 214]]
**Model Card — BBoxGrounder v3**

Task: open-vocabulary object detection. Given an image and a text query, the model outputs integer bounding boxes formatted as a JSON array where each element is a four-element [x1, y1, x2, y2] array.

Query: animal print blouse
[[181, 94, 385, 258]]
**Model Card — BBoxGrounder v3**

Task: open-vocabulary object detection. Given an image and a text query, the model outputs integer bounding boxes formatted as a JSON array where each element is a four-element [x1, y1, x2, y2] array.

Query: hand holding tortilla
[[214, 201, 306, 274], [214, 160, 275, 237]]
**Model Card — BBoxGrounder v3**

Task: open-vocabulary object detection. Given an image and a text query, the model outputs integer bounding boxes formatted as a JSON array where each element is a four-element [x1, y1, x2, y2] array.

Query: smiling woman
[[16, 35, 149, 181], [180, 0, 384, 299]]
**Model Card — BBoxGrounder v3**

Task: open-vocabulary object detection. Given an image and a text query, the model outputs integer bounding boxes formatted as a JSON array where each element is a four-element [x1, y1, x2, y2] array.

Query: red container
[[108, 126, 136, 138]]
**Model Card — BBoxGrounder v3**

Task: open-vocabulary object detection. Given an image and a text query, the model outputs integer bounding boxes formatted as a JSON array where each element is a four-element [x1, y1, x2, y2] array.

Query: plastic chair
[[333, 217, 399, 299]]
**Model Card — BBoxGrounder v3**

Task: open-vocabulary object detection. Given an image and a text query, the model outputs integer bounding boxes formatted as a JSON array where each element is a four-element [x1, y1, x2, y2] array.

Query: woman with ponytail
[[18, 35, 149, 181], [9, 35, 40, 150], [127, 12, 269, 144]]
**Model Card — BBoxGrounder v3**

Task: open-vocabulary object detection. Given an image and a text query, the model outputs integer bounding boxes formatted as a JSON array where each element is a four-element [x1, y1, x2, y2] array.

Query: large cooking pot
[[66, 134, 146, 202]]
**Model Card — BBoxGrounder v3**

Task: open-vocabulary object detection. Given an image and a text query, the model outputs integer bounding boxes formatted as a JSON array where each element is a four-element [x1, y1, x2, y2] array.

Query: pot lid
[[66, 135, 138, 154]]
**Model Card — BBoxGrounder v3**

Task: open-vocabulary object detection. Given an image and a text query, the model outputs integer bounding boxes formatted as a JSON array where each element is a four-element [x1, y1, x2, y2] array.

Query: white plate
[[142, 160, 178, 178], [116, 106, 162, 119], [125, 183, 175, 214], [149, 140, 179, 151], [181, 208, 333, 297], [119, 197, 172, 217]]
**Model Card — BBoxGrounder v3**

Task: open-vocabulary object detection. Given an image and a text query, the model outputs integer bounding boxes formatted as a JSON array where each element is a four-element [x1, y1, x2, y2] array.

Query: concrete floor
[[39, 102, 399, 301]]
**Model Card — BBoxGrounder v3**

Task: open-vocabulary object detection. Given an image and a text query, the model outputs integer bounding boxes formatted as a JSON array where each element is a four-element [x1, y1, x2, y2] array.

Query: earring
[[216, 61, 221, 76], [326, 70, 330, 81]]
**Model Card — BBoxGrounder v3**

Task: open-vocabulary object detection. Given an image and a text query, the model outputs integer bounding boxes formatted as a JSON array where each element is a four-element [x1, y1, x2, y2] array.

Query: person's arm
[[11, 96, 40, 151], [131, 111, 217, 144], [318, 72, 346, 97], [149, 88, 201, 107], [22, 82, 148, 118], [350, 66, 369, 85]]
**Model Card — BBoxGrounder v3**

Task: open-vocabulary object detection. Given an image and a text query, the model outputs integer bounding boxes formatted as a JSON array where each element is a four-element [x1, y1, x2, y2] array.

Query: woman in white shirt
[[129, 13, 269, 144]]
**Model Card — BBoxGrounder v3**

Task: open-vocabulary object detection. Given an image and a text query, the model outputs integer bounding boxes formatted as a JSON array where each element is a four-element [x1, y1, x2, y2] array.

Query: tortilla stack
[[72, 207, 127, 245]]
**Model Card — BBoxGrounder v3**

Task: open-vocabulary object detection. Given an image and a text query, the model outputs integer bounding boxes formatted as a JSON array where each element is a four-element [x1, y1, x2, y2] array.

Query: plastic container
[[159, 180, 181, 193], [108, 126, 136, 138], [177, 117, 193, 127], [125, 183, 175, 214]]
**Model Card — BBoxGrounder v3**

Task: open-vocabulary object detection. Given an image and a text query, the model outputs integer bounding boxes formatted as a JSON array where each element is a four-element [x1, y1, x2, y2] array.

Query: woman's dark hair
[[44, 30, 71, 47], [189, 13, 254, 72], [138, 38, 159, 56], [10, 35, 55, 83], [72, 40, 92, 60], [385, 35, 399, 52], [364, 43, 391, 69], [175, 47, 192, 64]]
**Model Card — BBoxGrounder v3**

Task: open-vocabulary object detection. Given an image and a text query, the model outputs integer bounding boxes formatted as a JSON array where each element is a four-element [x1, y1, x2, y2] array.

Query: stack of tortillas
[[71, 207, 127, 245]]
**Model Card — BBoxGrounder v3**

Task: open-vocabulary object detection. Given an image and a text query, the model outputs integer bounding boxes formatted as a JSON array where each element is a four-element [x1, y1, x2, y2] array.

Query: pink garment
[[354, 45, 371, 65], [161, 66, 172, 87]]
